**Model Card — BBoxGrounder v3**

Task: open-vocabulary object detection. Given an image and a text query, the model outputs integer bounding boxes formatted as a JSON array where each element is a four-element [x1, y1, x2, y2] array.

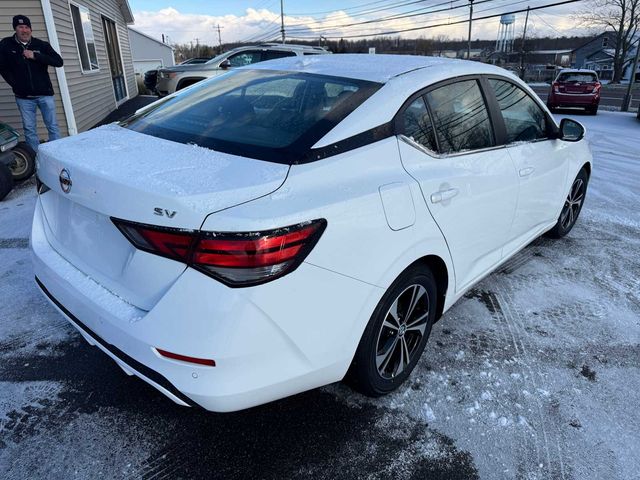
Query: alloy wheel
[[375, 284, 430, 379], [560, 178, 585, 230]]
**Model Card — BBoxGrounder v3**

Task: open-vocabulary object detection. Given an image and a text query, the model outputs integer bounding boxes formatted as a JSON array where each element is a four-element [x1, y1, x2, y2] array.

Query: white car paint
[[32, 54, 592, 412]]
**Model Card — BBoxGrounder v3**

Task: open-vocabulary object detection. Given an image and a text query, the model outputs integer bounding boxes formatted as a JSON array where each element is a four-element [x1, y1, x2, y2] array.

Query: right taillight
[[112, 218, 327, 287], [553, 82, 560, 93], [592, 82, 601, 93]]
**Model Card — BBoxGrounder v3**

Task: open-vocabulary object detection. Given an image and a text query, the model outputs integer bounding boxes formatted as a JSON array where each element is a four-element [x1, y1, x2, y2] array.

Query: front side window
[[402, 97, 436, 152], [489, 79, 547, 143], [425, 80, 494, 154], [123, 70, 381, 163], [70, 3, 99, 72], [227, 51, 263, 67]]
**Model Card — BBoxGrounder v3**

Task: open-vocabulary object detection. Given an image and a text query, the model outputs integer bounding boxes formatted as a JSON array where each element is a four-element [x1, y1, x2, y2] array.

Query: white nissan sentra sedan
[[32, 55, 592, 412]]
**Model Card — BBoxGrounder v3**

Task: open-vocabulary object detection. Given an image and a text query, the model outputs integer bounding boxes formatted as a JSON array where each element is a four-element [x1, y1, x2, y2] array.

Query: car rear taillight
[[112, 218, 327, 287], [553, 82, 559, 93], [592, 82, 601, 93]]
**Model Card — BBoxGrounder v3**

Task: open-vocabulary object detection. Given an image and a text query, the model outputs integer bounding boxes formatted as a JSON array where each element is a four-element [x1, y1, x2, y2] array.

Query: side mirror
[[558, 118, 585, 142], [219, 59, 231, 69]]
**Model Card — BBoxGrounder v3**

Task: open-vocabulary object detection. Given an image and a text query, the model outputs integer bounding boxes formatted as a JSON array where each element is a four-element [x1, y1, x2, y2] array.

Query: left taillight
[[112, 218, 327, 287]]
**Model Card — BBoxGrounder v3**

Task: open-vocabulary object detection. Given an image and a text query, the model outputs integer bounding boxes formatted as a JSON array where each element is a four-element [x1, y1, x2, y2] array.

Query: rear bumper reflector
[[34, 276, 201, 409], [156, 348, 216, 367]]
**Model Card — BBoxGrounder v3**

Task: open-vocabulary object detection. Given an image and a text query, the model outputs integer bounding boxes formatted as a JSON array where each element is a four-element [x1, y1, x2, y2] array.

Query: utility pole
[[621, 38, 640, 112], [216, 24, 223, 49], [467, 0, 474, 60], [280, 0, 286, 44], [195, 38, 200, 57], [519, 6, 530, 80]]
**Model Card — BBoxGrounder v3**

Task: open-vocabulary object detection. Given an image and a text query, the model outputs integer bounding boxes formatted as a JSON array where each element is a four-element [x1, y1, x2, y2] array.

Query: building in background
[[0, 0, 136, 140], [128, 27, 174, 93]]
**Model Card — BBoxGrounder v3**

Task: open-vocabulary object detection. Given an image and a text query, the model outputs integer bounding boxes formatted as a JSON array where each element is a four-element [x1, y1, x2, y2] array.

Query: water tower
[[496, 14, 516, 53]]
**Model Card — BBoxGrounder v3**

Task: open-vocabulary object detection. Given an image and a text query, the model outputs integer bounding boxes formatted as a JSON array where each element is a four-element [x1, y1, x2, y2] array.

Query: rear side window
[[425, 80, 494, 154], [263, 50, 297, 60], [402, 97, 437, 152], [489, 79, 548, 143], [557, 72, 598, 83]]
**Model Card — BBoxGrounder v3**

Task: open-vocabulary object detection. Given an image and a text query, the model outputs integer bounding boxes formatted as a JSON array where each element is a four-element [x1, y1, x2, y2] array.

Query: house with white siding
[[0, 0, 137, 140]]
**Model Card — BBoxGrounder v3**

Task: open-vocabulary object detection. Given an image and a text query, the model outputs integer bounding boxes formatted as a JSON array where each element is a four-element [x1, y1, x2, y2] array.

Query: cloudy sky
[[128, 0, 592, 46]]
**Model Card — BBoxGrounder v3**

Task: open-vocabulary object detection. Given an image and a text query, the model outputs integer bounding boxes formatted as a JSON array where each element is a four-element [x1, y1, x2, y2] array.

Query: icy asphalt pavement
[[1, 112, 639, 480]]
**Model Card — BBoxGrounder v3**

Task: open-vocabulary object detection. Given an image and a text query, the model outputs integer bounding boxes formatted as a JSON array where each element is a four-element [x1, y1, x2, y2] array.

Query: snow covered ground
[[0, 111, 638, 479]]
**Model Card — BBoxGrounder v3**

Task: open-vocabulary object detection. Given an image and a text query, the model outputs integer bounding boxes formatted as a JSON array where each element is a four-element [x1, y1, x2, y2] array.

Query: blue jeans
[[15, 96, 61, 152]]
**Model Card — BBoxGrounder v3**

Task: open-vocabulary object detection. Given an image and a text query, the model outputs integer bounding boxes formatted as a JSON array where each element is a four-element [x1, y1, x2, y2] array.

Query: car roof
[[244, 53, 511, 83]]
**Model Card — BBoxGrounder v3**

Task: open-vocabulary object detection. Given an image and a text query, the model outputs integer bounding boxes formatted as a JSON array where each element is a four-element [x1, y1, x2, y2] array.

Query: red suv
[[547, 69, 601, 115]]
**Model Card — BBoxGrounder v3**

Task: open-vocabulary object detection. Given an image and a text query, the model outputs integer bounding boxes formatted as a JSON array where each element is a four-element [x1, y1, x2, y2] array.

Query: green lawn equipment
[[0, 122, 36, 200]]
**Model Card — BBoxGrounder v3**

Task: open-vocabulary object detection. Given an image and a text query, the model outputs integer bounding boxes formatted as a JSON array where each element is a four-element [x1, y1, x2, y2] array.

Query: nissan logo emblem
[[59, 169, 72, 193]]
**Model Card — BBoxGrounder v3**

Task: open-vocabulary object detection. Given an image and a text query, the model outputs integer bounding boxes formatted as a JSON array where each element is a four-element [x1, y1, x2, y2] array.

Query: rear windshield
[[122, 70, 381, 164], [557, 72, 598, 83]]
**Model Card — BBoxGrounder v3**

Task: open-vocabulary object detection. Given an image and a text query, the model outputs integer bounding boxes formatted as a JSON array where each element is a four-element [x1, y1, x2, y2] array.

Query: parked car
[[547, 69, 601, 114], [32, 55, 592, 412], [144, 60, 213, 95], [155, 43, 330, 96]]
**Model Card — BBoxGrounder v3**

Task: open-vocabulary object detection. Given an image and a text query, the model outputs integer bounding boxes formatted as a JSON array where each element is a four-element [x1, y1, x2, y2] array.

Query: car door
[[397, 78, 519, 293], [486, 78, 570, 251]]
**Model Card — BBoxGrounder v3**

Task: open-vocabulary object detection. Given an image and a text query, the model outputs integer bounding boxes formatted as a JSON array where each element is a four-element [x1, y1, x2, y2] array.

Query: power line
[[532, 11, 564, 35], [285, 0, 489, 34], [288, 0, 438, 18], [304, 0, 584, 38], [286, 0, 470, 31], [287, 0, 532, 38]]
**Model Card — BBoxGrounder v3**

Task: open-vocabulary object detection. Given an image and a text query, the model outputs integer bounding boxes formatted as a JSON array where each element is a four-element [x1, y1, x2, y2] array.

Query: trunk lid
[[562, 81, 596, 94], [37, 124, 289, 310]]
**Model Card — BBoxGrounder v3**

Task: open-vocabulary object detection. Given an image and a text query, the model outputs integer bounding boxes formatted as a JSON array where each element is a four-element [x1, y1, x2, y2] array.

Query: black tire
[[547, 102, 556, 112], [0, 162, 14, 201], [346, 265, 438, 397], [546, 168, 589, 239], [9, 142, 36, 181], [587, 106, 598, 115]]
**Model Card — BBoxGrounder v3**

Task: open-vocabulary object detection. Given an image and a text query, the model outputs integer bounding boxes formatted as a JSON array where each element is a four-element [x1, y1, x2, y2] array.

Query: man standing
[[0, 15, 64, 151]]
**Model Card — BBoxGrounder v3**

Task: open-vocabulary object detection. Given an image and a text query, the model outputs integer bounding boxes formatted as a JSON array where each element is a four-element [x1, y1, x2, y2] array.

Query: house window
[[70, 3, 99, 72], [602, 37, 608, 48]]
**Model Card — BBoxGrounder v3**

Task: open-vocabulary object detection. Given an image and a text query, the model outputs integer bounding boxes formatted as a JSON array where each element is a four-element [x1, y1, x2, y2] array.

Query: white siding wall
[[0, 2, 69, 139]]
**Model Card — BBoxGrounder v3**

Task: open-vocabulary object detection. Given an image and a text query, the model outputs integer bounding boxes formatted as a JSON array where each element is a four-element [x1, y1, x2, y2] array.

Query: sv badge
[[154, 208, 177, 218]]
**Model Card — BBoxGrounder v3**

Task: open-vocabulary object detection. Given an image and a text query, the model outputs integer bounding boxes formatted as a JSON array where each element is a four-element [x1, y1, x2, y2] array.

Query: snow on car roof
[[243, 53, 508, 83]]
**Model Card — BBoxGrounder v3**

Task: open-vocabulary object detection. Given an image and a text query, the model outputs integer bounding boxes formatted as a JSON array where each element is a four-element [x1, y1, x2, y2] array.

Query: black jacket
[[0, 35, 63, 98]]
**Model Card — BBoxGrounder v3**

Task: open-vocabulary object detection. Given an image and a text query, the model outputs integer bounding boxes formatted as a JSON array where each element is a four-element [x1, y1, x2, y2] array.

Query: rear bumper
[[31, 199, 382, 412], [547, 92, 599, 107], [155, 76, 178, 97]]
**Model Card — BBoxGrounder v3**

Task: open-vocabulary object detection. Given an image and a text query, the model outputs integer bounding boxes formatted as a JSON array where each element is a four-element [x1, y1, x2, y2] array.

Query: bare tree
[[580, 0, 640, 82]]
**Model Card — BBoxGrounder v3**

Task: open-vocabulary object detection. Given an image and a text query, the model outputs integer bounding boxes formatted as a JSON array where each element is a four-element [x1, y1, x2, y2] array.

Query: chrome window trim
[[398, 134, 509, 159]]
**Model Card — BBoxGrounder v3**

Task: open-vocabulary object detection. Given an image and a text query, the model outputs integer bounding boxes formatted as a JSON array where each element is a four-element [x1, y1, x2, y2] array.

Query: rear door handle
[[430, 188, 459, 204], [519, 167, 535, 177]]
